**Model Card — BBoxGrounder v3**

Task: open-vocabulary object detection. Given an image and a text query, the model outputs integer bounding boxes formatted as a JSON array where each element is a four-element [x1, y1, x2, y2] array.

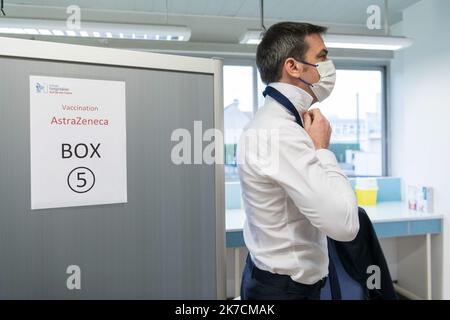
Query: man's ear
[[284, 58, 303, 78]]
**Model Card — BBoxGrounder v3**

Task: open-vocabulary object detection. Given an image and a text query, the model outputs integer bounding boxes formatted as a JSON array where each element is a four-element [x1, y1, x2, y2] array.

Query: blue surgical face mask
[[296, 59, 336, 102]]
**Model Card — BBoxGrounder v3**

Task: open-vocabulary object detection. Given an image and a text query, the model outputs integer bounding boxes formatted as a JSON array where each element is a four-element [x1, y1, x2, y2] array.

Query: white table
[[226, 202, 443, 299]]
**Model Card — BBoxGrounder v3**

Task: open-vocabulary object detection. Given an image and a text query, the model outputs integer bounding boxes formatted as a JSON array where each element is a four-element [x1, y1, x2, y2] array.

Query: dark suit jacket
[[330, 207, 397, 300]]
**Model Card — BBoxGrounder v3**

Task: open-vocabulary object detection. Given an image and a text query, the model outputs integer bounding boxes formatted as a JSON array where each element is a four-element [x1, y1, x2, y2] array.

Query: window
[[223, 65, 254, 181], [223, 64, 385, 181], [317, 69, 383, 177]]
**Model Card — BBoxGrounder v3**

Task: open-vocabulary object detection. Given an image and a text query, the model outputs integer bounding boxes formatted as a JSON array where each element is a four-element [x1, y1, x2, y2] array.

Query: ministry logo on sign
[[35, 82, 48, 93]]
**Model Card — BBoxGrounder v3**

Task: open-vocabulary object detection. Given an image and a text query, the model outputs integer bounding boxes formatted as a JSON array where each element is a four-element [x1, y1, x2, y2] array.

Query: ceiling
[[3, 0, 422, 25], [0, 0, 421, 51]]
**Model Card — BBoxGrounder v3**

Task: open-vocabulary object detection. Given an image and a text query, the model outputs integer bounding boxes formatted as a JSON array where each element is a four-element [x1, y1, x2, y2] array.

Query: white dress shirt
[[237, 82, 359, 285]]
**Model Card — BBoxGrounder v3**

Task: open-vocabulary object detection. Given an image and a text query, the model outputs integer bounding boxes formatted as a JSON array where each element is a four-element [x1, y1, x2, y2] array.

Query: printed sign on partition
[[30, 76, 127, 210]]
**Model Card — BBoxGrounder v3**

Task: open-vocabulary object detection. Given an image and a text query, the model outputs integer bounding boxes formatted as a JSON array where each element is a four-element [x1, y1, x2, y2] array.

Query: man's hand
[[302, 109, 332, 150]]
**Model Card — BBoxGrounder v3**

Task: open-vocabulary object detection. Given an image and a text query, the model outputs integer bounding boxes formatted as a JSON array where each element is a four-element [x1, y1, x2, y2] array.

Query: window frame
[[333, 61, 388, 177], [223, 58, 389, 177]]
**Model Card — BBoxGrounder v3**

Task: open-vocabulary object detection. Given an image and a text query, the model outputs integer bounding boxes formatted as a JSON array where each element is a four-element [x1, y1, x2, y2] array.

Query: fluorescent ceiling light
[[2, 27, 25, 34], [239, 30, 413, 51], [0, 18, 191, 41], [52, 29, 64, 36], [323, 34, 413, 51], [38, 29, 52, 36], [239, 30, 264, 45], [246, 38, 262, 45], [24, 28, 39, 35]]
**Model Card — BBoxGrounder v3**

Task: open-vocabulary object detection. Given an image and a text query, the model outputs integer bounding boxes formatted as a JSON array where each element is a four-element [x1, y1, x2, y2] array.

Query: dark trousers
[[240, 254, 325, 300]]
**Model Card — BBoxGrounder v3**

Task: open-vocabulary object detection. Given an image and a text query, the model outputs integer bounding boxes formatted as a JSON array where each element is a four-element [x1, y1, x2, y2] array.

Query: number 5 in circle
[[67, 167, 96, 193]]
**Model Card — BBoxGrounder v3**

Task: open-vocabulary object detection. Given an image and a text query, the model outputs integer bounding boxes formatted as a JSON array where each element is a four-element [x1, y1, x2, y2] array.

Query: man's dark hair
[[256, 22, 327, 84]]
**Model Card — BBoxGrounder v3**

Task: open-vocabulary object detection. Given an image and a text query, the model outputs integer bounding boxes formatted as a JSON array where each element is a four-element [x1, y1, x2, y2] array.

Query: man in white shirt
[[238, 22, 360, 300]]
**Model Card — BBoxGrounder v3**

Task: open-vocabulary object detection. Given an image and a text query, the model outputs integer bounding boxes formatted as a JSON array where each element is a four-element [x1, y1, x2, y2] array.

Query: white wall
[[390, 0, 450, 299]]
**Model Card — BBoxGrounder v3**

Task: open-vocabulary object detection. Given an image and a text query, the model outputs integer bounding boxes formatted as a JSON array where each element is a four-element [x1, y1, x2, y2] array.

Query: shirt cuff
[[315, 149, 339, 166]]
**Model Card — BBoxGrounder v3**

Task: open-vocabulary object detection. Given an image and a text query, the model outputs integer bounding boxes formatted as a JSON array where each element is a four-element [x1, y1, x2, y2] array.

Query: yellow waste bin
[[355, 178, 378, 206]]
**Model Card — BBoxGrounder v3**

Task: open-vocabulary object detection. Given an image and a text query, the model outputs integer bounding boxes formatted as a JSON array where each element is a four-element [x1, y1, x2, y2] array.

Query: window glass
[[223, 66, 254, 181], [317, 69, 383, 176]]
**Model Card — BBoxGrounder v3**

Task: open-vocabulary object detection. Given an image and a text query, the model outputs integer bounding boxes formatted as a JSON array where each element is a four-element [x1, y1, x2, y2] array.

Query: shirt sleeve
[[261, 123, 360, 241]]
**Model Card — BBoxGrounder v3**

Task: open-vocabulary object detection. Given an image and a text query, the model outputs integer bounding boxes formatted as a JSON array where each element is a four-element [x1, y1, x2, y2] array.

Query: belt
[[247, 254, 327, 292]]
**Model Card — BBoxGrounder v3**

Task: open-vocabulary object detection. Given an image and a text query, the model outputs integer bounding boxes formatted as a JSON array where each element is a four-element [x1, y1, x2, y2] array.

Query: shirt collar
[[267, 82, 313, 113]]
